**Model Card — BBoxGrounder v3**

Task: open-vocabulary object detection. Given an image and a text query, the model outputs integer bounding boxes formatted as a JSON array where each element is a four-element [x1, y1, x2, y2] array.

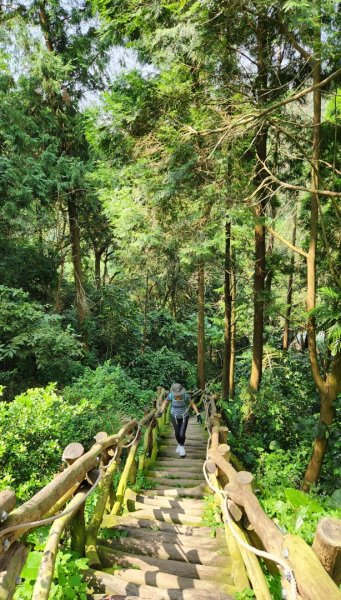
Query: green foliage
[[201, 494, 223, 535], [89, 286, 143, 364], [311, 287, 341, 356], [261, 485, 341, 544], [0, 363, 151, 499], [224, 350, 319, 456], [63, 361, 153, 418], [235, 590, 255, 600], [14, 550, 89, 600], [0, 286, 83, 395], [130, 347, 196, 389]]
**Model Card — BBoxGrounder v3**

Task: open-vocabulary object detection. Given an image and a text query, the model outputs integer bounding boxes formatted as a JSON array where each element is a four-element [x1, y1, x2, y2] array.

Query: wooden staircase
[[87, 418, 237, 599]]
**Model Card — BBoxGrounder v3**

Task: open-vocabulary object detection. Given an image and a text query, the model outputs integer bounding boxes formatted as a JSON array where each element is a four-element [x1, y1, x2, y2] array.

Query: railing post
[[70, 503, 85, 556], [312, 517, 341, 585]]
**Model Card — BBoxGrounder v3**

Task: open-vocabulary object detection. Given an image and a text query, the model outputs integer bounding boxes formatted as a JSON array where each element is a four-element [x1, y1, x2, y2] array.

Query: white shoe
[[176, 445, 181, 454], [179, 446, 186, 458]]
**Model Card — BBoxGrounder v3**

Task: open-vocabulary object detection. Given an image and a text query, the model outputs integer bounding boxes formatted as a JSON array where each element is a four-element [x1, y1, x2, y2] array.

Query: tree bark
[[302, 0, 341, 489], [222, 220, 232, 400], [249, 127, 267, 391], [264, 223, 274, 329], [197, 263, 205, 391], [283, 207, 297, 351], [142, 272, 149, 354], [68, 198, 89, 348], [249, 11, 268, 391], [94, 249, 102, 290], [229, 258, 236, 399]]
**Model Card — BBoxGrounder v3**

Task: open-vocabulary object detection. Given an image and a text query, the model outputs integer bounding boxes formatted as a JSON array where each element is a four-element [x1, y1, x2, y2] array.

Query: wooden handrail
[[0, 394, 168, 600], [206, 416, 341, 600]]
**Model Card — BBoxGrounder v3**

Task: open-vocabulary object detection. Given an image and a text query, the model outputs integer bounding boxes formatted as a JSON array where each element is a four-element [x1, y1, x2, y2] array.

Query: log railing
[[0, 388, 169, 600], [203, 393, 341, 600]]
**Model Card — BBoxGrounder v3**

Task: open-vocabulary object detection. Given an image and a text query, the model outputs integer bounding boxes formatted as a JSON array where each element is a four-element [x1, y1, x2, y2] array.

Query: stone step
[[99, 537, 228, 566], [97, 546, 231, 582]]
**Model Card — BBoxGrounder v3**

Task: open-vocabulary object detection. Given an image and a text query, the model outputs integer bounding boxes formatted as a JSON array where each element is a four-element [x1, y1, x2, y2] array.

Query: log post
[[86, 458, 119, 567], [217, 444, 231, 487], [70, 503, 86, 556], [150, 425, 158, 464], [283, 533, 341, 600], [312, 518, 341, 585], [0, 542, 28, 600], [230, 522, 272, 600], [211, 426, 220, 452], [219, 426, 229, 445], [236, 471, 254, 494], [0, 493, 16, 525], [32, 490, 87, 600], [62, 443, 84, 466], [213, 412, 222, 428], [138, 426, 151, 472], [111, 433, 141, 516]]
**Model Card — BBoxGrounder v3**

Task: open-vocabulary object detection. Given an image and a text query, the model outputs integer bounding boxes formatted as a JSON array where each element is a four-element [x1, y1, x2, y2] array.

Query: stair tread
[[99, 537, 228, 566], [97, 546, 232, 582], [102, 514, 224, 537], [87, 569, 235, 599], [126, 507, 204, 525], [101, 524, 224, 548], [101, 566, 235, 594]]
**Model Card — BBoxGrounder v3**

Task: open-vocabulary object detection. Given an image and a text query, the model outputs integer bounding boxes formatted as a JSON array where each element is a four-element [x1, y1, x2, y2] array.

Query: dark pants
[[171, 414, 189, 446]]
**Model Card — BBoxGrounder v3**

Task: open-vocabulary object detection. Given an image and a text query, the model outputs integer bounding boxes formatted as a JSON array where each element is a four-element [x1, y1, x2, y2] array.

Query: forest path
[[87, 417, 237, 599]]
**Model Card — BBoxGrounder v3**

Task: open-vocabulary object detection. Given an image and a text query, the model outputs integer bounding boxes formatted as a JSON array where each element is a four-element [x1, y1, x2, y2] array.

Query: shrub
[[0, 286, 83, 397], [129, 347, 196, 389], [0, 363, 154, 499]]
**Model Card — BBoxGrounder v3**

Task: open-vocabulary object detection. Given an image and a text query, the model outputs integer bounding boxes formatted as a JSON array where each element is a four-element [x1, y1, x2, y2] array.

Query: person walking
[[157, 383, 202, 458]]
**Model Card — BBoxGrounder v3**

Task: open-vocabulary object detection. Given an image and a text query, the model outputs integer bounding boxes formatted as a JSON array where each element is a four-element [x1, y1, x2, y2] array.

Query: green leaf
[[20, 551, 43, 581]]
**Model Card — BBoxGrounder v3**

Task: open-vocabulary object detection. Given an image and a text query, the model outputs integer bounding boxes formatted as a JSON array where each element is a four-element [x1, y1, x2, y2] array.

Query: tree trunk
[[249, 127, 267, 391], [197, 263, 205, 390], [249, 12, 268, 392], [264, 225, 274, 329], [283, 208, 297, 351], [142, 272, 149, 354], [302, 1, 341, 489], [222, 220, 232, 400], [303, 361, 341, 490], [229, 258, 236, 399], [68, 198, 89, 349], [94, 249, 102, 290], [54, 252, 65, 313]]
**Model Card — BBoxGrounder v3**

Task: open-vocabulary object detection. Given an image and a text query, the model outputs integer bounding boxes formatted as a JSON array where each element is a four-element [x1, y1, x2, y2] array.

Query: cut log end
[[62, 442, 84, 465], [236, 471, 253, 486], [94, 432, 108, 443]]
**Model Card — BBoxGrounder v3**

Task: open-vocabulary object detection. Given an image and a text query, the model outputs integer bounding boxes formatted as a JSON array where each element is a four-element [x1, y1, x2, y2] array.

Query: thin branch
[[263, 164, 341, 198], [259, 67, 341, 120], [266, 225, 308, 258]]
